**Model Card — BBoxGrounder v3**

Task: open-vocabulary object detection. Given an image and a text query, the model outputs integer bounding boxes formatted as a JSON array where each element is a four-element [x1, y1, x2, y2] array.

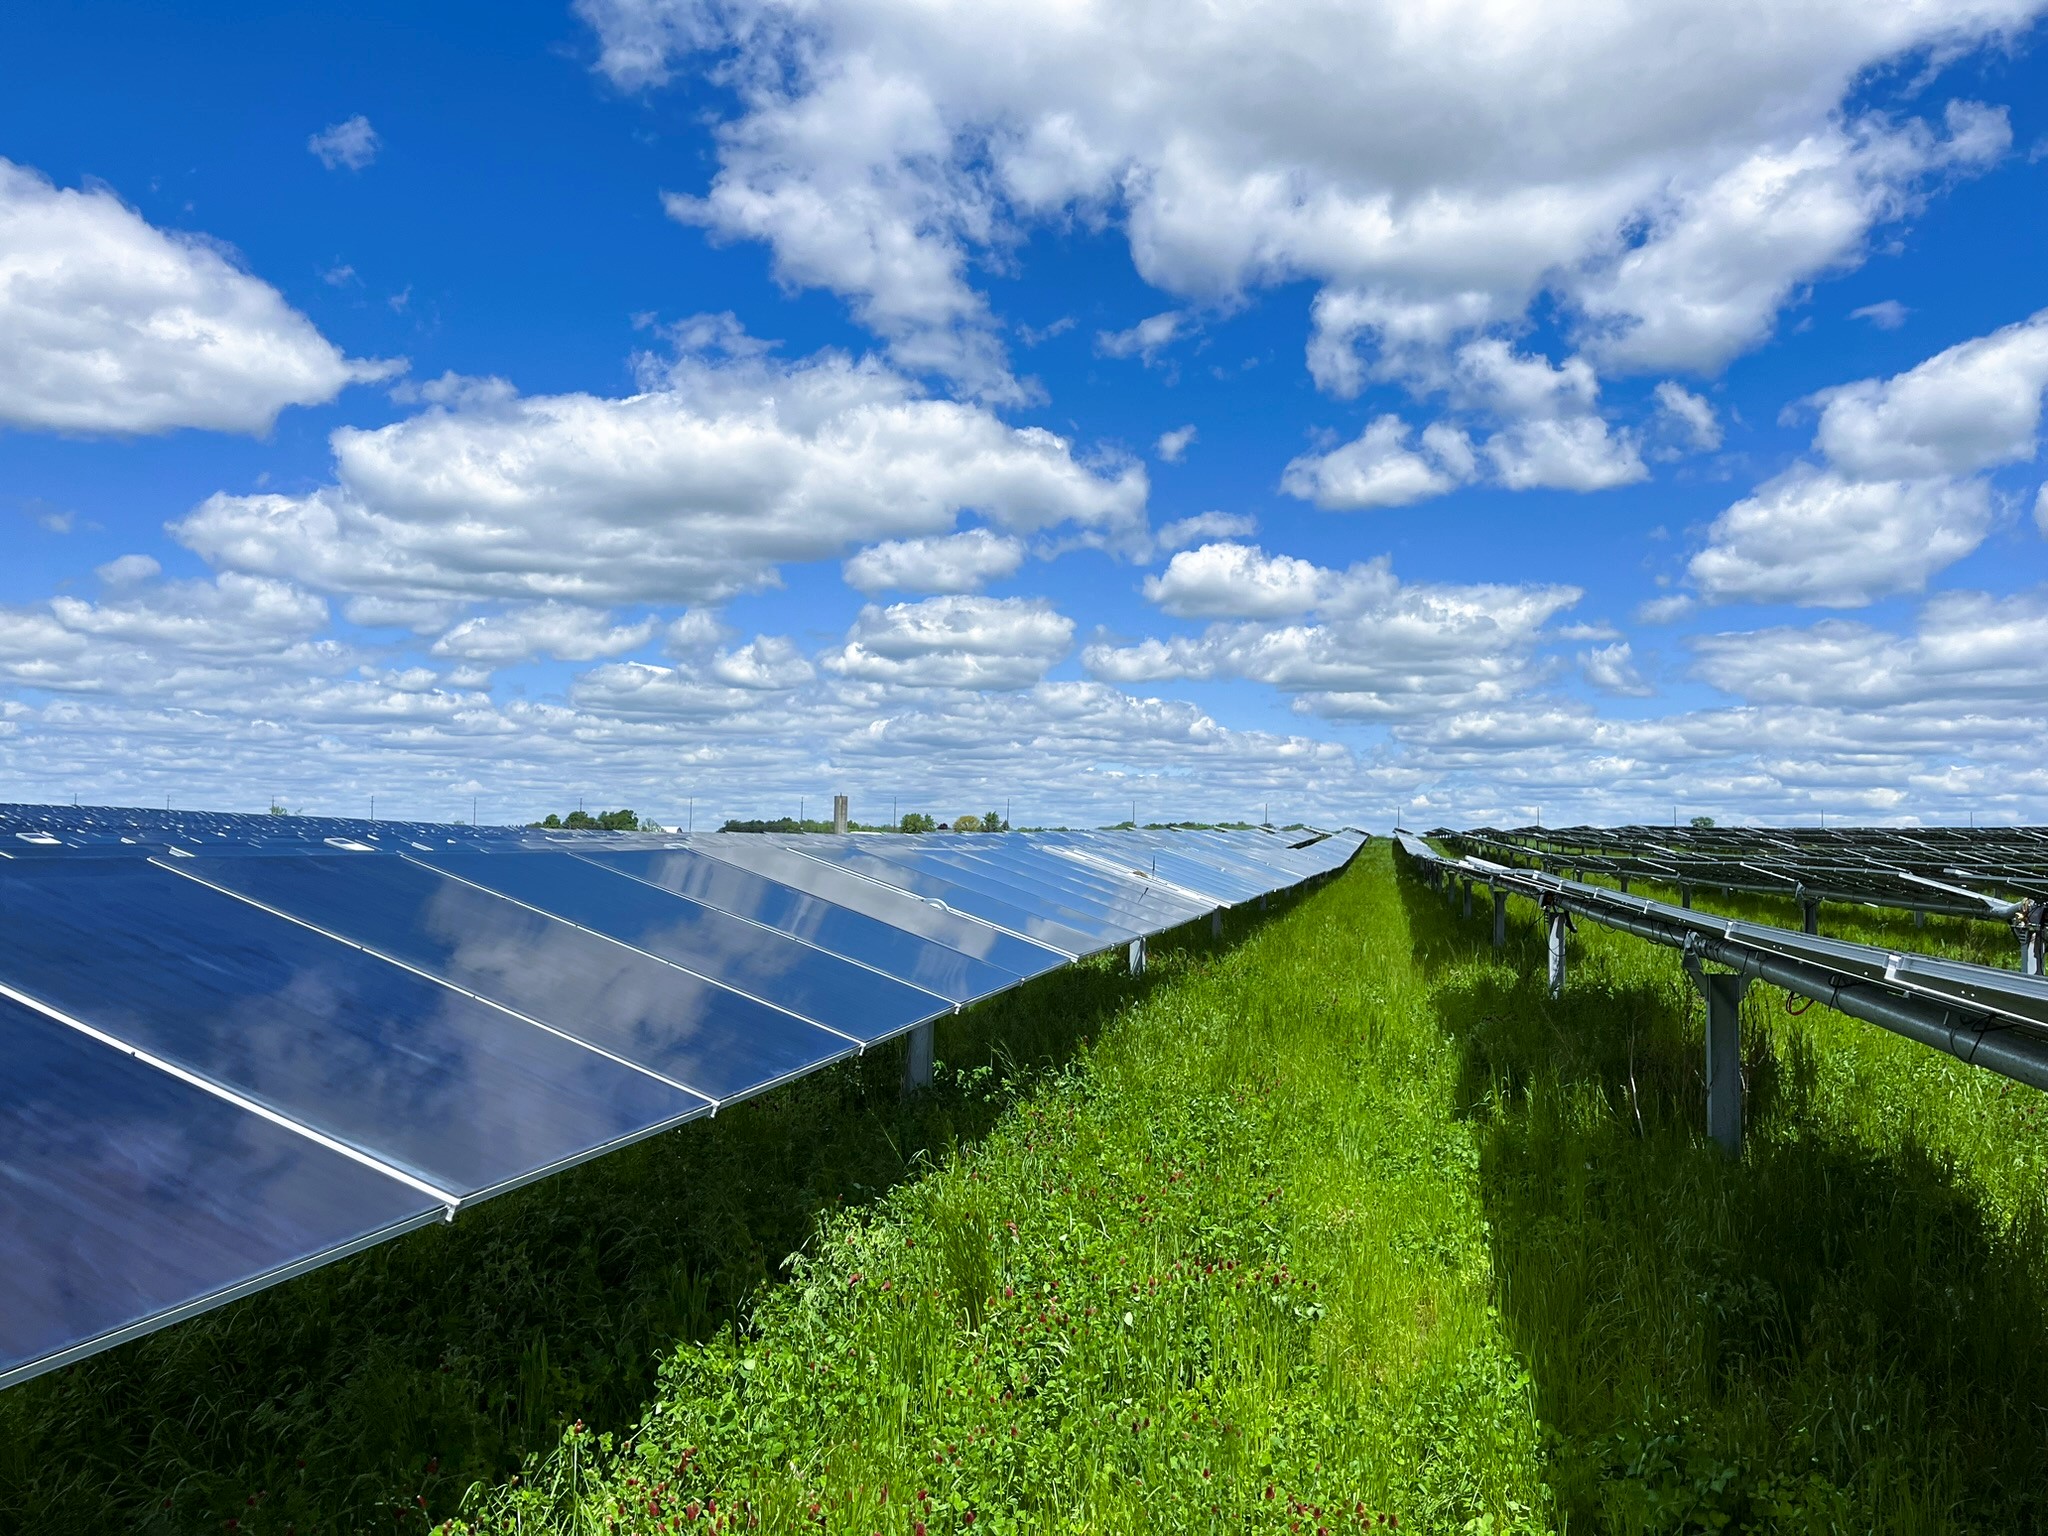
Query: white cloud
[[1693, 589, 2048, 708], [176, 342, 1146, 607], [1153, 511, 1257, 552], [1573, 106, 2008, 371], [824, 594, 1075, 688], [1580, 641, 1653, 696], [1155, 424, 1197, 462], [1810, 308, 2048, 478], [95, 553, 162, 587], [582, 0, 2037, 398], [842, 528, 1027, 594], [1680, 309, 2048, 607], [1280, 416, 1473, 510], [1142, 542, 1354, 620], [1098, 312, 1188, 364], [430, 602, 659, 665], [1852, 299, 1909, 329], [308, 116, 380, 172], [708, 634, 816, 689], [1687, 467, 1994, 607], [1089, 542, 1580, 718], [1653, 381, 1722, 451], [1485, 415, 1646, 491], [0, 159, 399, 435]]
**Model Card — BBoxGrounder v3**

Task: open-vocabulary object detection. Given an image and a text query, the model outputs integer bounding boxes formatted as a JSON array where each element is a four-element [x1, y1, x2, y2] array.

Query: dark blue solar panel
[[393, 850, 947, 1046], [681, 837, 1071, 978], [569, 847, 1026, 1005], [175, 853, 861, 1091], [792, 844, 1111, 955], [0, 996, 436, 1389], [913, 841, 1211, 930], [0, 860, 705, 1199]]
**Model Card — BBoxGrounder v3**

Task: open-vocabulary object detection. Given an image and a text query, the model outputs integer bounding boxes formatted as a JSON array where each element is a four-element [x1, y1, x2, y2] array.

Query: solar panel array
[[1438, 823, 2048, 920], [0, 803, 1363, 1390]]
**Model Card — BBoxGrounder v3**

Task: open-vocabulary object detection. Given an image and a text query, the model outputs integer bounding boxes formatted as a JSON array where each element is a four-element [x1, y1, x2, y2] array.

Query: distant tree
[[535, 808, 639, 831], [982, 809, 1006, 832], [953, 812, 984, 833], [899, 811, 936, 834], [1690, 815, 1715, 829]]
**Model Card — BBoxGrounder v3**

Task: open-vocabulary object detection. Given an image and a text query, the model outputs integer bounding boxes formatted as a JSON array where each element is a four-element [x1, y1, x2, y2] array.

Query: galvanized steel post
[[902, 1019, 935, 1095], [1492, 888, 1508, 955], [1546, 907, 1568, 998], [1128, 936, 1147, 975], [1686, 959, 1749, 1156]]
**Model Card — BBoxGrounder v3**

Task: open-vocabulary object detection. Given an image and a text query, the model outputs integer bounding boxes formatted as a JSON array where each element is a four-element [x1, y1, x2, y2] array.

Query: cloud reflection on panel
[[0, 860, 698, 1198]]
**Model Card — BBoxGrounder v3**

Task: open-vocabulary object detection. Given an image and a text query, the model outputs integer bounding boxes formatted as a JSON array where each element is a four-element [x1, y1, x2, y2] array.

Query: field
[[6, 843, 2048, 1533]]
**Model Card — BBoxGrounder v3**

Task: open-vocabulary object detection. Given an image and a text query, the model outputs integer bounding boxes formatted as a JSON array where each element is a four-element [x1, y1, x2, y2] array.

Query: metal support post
[[1128, 936, 1147, 975], [1802, 900, 1819, 936], [1492, 888, 1508, 955], [1546, 907, 1569, 999], [1914, 909, 1926, 929], [2021, 901, 2044, 977], [1210, 910, 1223, 941], [1461, 880, 1472, 920], [901, 1019, 935, 1095], [1680, 885, 1692, 909], [1685, 958, 1749, 1155], [1618, 874, 1630, 894]]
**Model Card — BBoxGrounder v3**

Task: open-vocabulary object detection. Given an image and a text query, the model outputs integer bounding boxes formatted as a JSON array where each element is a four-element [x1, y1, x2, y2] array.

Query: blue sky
[[2, 0, 2046, 829]]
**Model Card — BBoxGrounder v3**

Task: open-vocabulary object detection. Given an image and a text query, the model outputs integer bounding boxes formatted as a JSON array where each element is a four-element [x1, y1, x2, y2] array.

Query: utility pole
[[472, 795, 477, 827], [687, 796, 693, 833]]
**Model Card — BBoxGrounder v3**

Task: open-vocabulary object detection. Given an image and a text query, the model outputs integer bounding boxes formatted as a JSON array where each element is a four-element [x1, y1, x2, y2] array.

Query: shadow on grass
[[1396, 864, 2048, 1533], [0, 896, 1298, 1536]]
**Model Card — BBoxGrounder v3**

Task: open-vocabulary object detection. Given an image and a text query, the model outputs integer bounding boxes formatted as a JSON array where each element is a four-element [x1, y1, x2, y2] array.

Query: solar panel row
[[0, 806, 1364, 1390], [1439, 823, 2048, 920]]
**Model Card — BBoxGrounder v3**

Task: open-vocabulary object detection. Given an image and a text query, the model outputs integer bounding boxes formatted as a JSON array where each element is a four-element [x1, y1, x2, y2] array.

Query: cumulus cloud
[[1688, 468, 1993, 607], [1088, 542, 1580, 718], [1653, 381, 1722, 451], [1098, 312, 1188, 364], [1155, 424, 1197, 462], [1142, 542, 1351, 620], [1809, 307, 2048, 478], [176, 342, 1146, 607], [581, 0, 2035, 400], [430, 602, 659, 665], [0, 159, 398, 434], [824, 594, 1075, 688], [1580, 640, 1654, 696], [1153, 511, 1257, 552], [708, 634, 816, 689], [1693, 589, 2048, 708], [308, 115, 380, 172], [1680, 310, 2048, 606], [842, 528, 1027, 594], [1280, 416, 1474, 510], [1573, 105, 2008, 371]]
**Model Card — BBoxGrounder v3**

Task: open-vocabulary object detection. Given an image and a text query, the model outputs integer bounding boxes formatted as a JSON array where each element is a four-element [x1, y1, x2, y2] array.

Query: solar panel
[[0, 858, 706, 1200], [0, 808, 1366, 1390], [0, 996, 437, 1390], [680, 836, 1071, 978], [788, 842, 1114, 955], [573, 846, 1026, 1005], [405, 850, 949, 1045], [166, 852, 868, 1090]]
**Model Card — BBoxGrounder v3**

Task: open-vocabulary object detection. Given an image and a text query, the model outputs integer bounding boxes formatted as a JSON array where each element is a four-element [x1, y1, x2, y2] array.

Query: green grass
[[9, 845, 2048, 1533]]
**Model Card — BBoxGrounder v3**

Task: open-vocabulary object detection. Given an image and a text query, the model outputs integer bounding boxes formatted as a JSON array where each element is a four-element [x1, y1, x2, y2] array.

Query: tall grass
[[450, 849, 1547, 1534], [10, 845, 2048, 1533]]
